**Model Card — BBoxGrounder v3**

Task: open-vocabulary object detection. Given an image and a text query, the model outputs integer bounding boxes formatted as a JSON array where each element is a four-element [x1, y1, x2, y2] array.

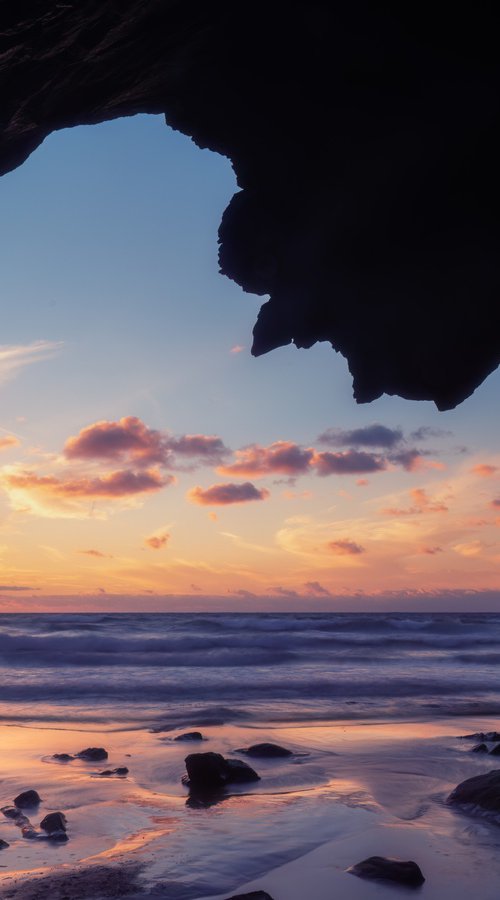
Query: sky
[[1, 114, 500, 612]]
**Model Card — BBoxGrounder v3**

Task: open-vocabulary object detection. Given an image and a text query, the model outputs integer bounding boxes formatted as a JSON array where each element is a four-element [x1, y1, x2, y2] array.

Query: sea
[[1, 611, 499, 727], [2, 611, 500, 898]]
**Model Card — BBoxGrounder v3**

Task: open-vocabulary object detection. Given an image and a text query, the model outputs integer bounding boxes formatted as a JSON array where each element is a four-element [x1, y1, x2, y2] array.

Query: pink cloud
[[328, 539, 365, 556], [383, 488, 448, 516], [304, 581, 332, 596], [418, 546, 444, 555], [473, 464, 498, 477], [64, 417, 165, 465], [188, 481, 270, 506], [145, 530, 170, 550], [219, 442, 314, 478], [5, 467, 170, 499], [312, 450, 386, 476], [0, 435, 20, 451], [230, 345, 245, 354]]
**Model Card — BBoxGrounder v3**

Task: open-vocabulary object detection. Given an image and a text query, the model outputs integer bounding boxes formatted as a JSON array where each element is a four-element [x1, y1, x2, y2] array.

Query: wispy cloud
[[0, 341, 62, 387], [0, 435, 20, 451], [328, 539, 366, 556]]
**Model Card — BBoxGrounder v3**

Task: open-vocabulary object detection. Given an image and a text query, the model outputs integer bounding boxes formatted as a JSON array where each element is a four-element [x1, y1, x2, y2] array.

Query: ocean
[[2, 612, 500, 899], [1, 611, 500, 726]]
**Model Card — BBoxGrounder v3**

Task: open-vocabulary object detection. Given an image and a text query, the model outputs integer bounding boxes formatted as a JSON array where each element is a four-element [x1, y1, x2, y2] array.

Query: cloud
[[328, 539, 365, 556], [410, 427, 452, 441], [219, 441, 314, 478], [472, 464, 498, 478], [234, 588, 257, 598], [230, 345, 245, 354], [188, 481, 270, 506], [167, 434, 229, 463], [312, 450, 386, 476], [491, 499, 500, 508], [271, 586, 300, 598], [0, 435, 20, 451], [145, 530, 170, 550], [0, 584, 37, 591], [78, 549, 112, 558], [318, 424, 403, 449], [0, 341, 62, 387], [304, 581, 332, 596], [64, 416, 166, 465], [418, 546, 444, 555], [64, 417, 229, 468], [3, 467, 170, 501], [382, 487, 448, 516]]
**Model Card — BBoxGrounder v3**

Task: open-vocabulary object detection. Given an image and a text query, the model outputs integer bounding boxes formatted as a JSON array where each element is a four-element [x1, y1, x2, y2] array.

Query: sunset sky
[[1, 114, 500, 611]]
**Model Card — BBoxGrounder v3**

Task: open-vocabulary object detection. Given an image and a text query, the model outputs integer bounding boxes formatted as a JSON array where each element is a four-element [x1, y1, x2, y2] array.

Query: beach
[[1, 613, 500, 898]]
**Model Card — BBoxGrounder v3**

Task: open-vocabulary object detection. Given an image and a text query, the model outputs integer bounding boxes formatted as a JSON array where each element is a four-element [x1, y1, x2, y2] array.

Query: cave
[[1, 2, 499, 410]]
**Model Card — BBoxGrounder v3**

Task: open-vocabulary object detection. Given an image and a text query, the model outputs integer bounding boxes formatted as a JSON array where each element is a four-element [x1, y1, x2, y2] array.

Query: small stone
[[14, 790, 41, 808], [174, 731, 203, 742], [348, 856, 425, 886], [97, 766, 129, 777], [77, 747, 108, 761], [53, 753, 74, 761], [21, 825, 40, 840], [2, 806, 21, 819], [0, 839, 9, 849], [40, 812, 67, 834], [472, 743, 488, 753]]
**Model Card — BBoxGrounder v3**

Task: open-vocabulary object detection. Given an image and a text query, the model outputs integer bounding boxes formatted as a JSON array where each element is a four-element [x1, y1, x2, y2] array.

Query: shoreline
[[2, 715, 500, 898]]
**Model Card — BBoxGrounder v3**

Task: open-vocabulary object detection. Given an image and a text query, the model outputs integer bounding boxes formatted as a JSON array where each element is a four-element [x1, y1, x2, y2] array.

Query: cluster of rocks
[[52, 746, 129, 777], [462, 731, 500, 755], [1, 789, 67, 844], [180, 741, 294, 798]]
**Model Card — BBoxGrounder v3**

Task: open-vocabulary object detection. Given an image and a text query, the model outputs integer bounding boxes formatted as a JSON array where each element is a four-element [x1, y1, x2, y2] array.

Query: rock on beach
[[348, 856, 425, 886], [184, 752, 260, 790], [235, 743, 292, 758], [448, 769, 500, 812]]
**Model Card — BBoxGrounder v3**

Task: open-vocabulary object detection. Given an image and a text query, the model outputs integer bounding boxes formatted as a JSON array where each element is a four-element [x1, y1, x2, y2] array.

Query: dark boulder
[[40, 812, 67, 834], [348, 856, 425, 886], [14, 790, 41, 808], [21, 825, 40, 840], [489, 744, 500, 755], [185, 752, 229, 790], [224, 759, 260, 783], [236, 743, 292, 758], [226, 894, 274, 900], [0, 839, 9, 849], [184, 752, 260, 790], [53, 753, 74, 761], [472, 743, 488, 753], [174, 732, 203, 742], [448, 769, 500, 812], [77, 747, 108, 761]]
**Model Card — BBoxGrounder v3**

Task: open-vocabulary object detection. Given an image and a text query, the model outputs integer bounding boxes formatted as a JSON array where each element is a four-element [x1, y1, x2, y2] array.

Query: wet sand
[[2, 717, 500, 898]]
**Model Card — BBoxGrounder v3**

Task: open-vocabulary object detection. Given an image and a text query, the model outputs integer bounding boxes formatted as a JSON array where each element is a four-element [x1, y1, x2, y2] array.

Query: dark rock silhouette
[[77, 747, 108, 761], [236, 743, 292, 758], [0, 839, 9, 849], [40, 811, 67, 834], [53, 752, 74, 761], [448, 769, 500, 812], [184, 752, 260, 791], [348, 856, 425, 886], [226, 894, 274, 900], [462, 732, 500, 741], [472, 743, 488, 753], [14, 790, 41, 808], [489, 744, 500, 756], [97, 767, 129, 776], [1, 4, 500, 409], [174, 731, 203, 742]]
